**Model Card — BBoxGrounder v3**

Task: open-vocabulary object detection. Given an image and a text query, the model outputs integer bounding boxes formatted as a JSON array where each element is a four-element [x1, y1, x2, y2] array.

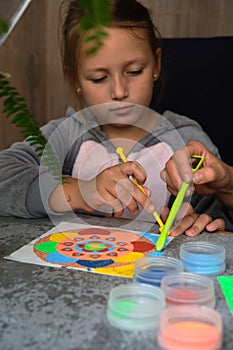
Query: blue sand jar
[[134, 256, 184, 287], [179, 241, 226, 276]]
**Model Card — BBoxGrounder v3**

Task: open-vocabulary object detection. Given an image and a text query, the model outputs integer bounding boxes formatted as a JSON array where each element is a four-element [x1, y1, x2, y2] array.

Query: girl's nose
[[110, 77, 129, 100]]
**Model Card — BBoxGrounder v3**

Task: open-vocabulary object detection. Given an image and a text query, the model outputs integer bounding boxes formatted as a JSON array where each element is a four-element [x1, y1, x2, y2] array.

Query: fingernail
[[186, 185, 194, 196], [186, 229, 195, 236], [148, 203, 155, 213], [183, 172, 192, 183], [193, 172, 202, 183], [170, 229, 177, 237], [206, 223, 214, 231]]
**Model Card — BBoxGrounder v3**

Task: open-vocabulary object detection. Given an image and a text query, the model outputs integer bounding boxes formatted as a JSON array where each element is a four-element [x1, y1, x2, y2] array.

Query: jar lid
[[179, 241, 226, 276], [134, 256, 184, 287], [157, 305, 223, 350], [106, 282, 166, 331], [161, 272, 216, 308]]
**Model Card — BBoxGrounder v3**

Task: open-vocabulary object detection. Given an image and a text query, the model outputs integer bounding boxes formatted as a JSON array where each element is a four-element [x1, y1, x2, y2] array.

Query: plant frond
[[79, 0, 110, 56], [0, 73, 65, 183]]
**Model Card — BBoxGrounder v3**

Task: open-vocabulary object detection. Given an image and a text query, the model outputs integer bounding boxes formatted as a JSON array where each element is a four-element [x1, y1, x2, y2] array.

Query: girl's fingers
[[113, 178, 139, 214], [118, 161, 147, 187], [81, 162, 154, 215], [102, 162, 155, 214], [114, 178, 155, 214]]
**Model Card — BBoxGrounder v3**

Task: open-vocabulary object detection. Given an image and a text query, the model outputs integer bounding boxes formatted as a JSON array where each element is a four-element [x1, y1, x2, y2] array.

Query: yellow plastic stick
[[116, 147, 164, 230]]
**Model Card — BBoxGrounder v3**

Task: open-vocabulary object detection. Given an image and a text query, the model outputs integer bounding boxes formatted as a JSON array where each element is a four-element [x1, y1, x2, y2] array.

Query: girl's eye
[[91, 76, 107, 84], [128, 69, 143, 76]]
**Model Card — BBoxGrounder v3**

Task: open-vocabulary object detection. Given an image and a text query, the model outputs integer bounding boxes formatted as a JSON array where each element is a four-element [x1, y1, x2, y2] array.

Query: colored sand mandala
[[33, 227, 162, 277]]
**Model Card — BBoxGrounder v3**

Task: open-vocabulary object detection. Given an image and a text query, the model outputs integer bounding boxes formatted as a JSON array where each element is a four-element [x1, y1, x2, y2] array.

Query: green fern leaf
[[0, 73, 65, 183]]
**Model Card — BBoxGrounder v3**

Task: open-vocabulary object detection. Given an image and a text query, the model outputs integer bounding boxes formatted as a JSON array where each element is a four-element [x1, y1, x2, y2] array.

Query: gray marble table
[[0, 214, 232, 350]]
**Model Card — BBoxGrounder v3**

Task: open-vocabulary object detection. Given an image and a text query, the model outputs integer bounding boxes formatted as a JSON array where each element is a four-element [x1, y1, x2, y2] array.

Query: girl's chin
[[108, 122, 132, 128]]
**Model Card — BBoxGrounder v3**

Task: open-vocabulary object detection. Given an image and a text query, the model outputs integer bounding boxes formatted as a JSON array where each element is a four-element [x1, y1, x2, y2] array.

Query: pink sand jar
[[157, 305, 223, 350], [161, 272, 216, 308]]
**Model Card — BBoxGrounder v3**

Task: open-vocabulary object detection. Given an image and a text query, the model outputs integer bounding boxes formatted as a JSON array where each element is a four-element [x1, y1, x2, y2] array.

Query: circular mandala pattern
[[33, 227, 157, 274]]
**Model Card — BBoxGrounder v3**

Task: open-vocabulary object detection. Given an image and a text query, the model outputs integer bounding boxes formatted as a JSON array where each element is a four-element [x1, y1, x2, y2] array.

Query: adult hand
[[161, 203, 225, 237], [161, 140, 232, 196]]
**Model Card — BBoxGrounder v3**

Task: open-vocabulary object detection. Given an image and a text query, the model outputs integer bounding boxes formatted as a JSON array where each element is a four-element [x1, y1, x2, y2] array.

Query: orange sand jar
[[157, 305, 222, 350]]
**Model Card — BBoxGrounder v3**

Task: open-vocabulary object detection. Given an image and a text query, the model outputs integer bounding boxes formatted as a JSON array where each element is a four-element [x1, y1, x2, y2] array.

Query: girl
[[0, 0, 230, 236]]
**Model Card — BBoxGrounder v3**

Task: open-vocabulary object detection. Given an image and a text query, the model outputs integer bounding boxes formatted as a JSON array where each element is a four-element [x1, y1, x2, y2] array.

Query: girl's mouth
[[109, 104, 135, 116]]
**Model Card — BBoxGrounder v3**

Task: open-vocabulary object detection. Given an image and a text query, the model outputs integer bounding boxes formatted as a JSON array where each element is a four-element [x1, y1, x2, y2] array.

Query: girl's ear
[[154, 48, 161, 79]]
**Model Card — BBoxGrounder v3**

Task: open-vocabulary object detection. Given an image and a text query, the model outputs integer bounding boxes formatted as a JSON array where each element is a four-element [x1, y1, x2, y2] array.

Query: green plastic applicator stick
[[156, 181, 189, 251], [156, 154, 204, 251]]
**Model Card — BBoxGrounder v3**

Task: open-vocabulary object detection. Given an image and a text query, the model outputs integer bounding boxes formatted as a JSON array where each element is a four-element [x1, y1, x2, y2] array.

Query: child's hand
[[161, 203, 225, 237], [78, 161, 155, 217]]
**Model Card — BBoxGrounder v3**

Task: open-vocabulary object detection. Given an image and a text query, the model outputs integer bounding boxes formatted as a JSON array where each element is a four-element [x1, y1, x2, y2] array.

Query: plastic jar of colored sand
[[106, 282, 166, 331], [161, 272, 216, 308], [179, 241, 226, 276], [134, 256, 184, 287], [157, 305, 223, 350]]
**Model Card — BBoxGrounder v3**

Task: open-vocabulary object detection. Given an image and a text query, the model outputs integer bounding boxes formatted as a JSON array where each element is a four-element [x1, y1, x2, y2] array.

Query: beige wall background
[[0, 0, 233, 150], [142, 0, 233, 37]]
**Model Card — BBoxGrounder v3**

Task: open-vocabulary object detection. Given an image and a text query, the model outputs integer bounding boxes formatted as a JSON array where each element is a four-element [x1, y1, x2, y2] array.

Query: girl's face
[[77, 27, 160, 109]]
